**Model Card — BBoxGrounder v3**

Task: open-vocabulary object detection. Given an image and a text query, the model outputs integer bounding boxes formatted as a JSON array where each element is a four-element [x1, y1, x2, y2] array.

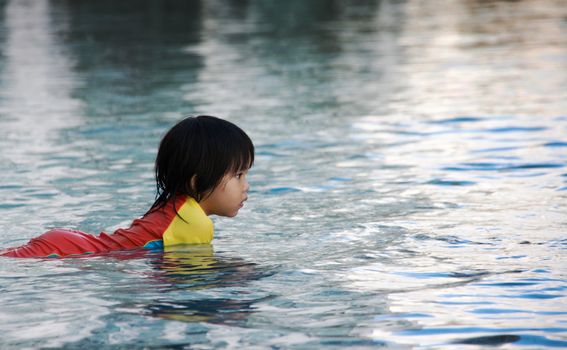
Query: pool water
[[0, 0, 566, 349]]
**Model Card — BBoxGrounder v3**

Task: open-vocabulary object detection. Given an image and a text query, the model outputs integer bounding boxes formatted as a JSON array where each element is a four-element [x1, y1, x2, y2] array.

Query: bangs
[[226, 134, 255, 174]]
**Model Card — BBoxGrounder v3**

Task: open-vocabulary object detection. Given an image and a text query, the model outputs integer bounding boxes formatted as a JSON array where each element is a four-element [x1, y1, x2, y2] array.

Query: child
[[0, 115, 253, 258]]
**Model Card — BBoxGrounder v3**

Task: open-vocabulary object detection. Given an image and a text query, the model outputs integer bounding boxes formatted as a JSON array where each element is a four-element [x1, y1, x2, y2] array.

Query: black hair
[[148, 115, 254, 213]]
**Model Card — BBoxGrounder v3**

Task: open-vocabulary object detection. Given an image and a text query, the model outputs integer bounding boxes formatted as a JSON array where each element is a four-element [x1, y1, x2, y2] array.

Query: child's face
[[199, 170, 249, 217]]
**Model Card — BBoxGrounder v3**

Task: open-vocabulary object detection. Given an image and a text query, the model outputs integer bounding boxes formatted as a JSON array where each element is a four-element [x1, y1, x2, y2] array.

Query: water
[[0, 0, 566, 348]]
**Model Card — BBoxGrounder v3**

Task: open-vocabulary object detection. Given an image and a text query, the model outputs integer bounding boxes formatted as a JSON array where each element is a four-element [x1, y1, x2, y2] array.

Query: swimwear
[[0, 196, 213, 258]]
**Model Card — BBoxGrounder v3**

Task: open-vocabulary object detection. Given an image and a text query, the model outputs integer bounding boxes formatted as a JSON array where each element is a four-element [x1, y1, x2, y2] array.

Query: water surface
[[0, 0, 566, 349]]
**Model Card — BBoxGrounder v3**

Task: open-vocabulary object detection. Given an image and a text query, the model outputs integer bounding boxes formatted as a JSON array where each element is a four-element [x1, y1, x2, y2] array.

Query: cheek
[[207, 186, 225, 204]]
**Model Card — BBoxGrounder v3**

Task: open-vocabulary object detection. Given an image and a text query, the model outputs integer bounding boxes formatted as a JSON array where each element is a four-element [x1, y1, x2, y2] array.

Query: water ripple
[[544, 141, 567, 148], [426, 179, 476, 186], [443, 162, 564, 171], [487, 126, 547, 133], [429, 116, 483, 124]]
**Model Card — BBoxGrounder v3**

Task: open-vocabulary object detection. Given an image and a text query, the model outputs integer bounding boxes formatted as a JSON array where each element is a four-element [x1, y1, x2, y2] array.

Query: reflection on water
[[0, 0, 566, 348], [0, 246, 272, 349], [0, 0, 86, 236], [145, 246, 272, 325], [398, 0, 566, 118]]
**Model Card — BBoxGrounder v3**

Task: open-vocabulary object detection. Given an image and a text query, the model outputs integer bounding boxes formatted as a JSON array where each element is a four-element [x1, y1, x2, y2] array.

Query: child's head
[[151, 115, 254, 215]]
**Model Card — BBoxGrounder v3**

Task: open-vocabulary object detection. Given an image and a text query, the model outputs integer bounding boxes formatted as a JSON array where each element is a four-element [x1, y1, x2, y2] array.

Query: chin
[[221, 210, 238, 218]]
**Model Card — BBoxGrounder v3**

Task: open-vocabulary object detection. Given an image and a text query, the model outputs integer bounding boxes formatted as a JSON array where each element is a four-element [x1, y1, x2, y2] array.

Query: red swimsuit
[[0, 196, 213, 258]]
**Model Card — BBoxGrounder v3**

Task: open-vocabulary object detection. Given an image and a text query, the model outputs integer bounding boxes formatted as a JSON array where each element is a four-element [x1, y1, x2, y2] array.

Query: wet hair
[[148, 115, 254, 213]]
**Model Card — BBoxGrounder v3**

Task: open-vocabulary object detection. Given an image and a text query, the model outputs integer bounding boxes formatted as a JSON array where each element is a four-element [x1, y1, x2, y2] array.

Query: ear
[[188, 175, 203, 201], [189, 175, 198, 192]]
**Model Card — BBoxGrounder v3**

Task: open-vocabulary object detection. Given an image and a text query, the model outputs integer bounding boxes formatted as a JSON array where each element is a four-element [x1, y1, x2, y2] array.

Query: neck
[[197, 197, 213, 216]]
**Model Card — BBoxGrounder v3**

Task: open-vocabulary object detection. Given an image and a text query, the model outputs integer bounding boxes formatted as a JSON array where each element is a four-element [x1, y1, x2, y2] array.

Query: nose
[[243, 179, 250, 192]]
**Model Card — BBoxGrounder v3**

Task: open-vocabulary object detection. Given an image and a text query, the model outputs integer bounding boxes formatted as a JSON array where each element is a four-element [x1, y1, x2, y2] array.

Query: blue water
[[0, 0, 566, 349]]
